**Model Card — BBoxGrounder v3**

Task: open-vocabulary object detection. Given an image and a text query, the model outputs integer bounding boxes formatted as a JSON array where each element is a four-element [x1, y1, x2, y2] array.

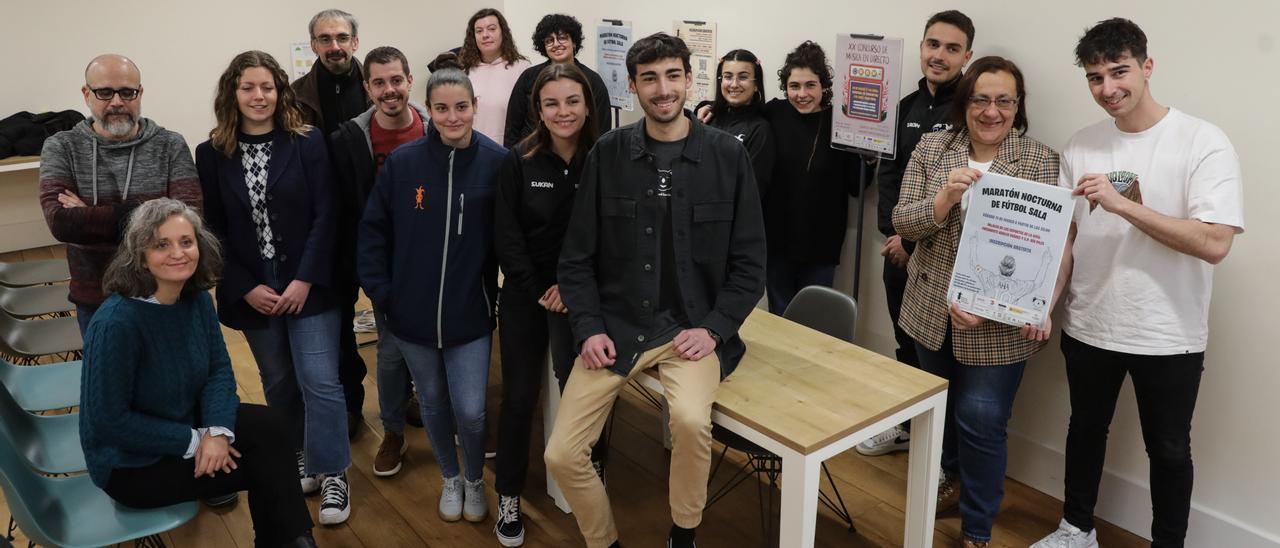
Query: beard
[[94, 108, 138, 138], [322, 53, 352, 74]]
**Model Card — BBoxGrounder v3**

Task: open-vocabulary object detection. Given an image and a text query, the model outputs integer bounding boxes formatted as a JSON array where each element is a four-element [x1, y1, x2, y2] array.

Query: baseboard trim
[[1006, 430, 1279, 548]]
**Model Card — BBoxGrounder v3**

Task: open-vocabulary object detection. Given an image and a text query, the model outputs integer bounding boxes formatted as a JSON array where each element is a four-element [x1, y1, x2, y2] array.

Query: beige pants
[[544, 342, 721, 547]]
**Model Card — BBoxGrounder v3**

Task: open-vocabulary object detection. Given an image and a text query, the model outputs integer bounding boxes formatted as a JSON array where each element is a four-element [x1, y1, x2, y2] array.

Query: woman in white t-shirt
[[458, 8, 531, 146], [891, 56, 1060, 548]]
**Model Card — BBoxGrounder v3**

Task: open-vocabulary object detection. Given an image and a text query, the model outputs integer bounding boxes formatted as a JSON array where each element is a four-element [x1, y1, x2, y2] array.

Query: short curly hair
[[778, 41, 833, 108], [532, 14, 584, 58], [1075, 18, 1148, 67]]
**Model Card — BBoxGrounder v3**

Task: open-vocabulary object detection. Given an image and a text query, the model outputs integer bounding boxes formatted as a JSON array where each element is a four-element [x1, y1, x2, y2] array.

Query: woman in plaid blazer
[[891, 56, 1060, 548]]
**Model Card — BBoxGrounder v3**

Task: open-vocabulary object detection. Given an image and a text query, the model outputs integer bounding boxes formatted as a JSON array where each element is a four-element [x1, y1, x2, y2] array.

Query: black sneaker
[[319, 472, 351, 525], [202, 492, 239, 507], [494, 494, 524, 546], [667, 525, 695, 548]]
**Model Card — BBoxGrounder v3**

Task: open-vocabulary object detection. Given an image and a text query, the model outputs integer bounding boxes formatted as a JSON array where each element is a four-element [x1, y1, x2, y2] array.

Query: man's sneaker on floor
[[592, 458, 607, 486], [1030, 518, 1099, 548], [298, 451, 319, 495], [667, 524, 695, 548], [936, 469, 960, 515], [439, 475, 463, 521], [374, 431, 408, 477], [202, 492, 239, 507], [319, 472, 351, 525], [463, 477, 488, 522], [494, 494, 524, 546], [856, 425, 910, 456]]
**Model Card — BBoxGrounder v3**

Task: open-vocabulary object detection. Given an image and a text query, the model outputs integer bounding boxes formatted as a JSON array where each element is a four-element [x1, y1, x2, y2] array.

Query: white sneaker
[[856, 426, 910, 456], [298, 451, 320, 495], [1030, 518, 1098, 548], [439, 475, 463, 522], [463, 477, 488, 522], [318, 472, 351, 525]]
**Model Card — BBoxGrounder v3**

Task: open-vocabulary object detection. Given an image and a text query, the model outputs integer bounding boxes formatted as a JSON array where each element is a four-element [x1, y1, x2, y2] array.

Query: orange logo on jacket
[[414, 186, 425, 210]]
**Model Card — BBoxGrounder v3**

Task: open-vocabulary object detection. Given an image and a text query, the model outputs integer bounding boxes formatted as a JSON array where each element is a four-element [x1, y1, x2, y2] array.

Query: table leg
[[904, 391, 947, 548], [777, 451, 820, 548], [543, 349, 572, 513]]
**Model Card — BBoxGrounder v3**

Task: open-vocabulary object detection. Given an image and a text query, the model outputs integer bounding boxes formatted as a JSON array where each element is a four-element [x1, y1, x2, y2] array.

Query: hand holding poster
[[948, 172, 1075, 328]]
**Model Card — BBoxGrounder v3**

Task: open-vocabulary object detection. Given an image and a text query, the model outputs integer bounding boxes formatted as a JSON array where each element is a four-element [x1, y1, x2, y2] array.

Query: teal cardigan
[[79, 291, 239, 487]]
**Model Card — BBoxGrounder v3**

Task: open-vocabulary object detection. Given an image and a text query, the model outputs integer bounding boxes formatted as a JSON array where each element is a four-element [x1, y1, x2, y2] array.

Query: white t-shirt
[[1059, 108, 1244, 355]]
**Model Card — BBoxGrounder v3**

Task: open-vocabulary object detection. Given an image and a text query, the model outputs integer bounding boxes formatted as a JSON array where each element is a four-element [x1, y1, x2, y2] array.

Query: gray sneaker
[[439, 475, 463, 522], [1030, 519, 1099, 548], [463, 477, 488, 522]]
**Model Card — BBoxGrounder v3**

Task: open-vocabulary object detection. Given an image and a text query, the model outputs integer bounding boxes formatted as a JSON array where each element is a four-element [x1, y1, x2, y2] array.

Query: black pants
[[339, 283, 368, 415], [494, 289, 607, 496], [1061, 334, 1204, 548], [882, 256, 919, 431], [104, 404, 312, 548]]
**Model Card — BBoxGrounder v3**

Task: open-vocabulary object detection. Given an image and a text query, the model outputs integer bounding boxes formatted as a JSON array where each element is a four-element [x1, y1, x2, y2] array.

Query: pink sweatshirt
[[467, 57, 531, 146]]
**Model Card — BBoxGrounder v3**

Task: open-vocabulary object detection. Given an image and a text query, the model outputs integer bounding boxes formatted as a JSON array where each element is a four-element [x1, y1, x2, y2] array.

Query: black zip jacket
[[504, 60, 613, 147], [558, 112, 766, 379], [876, 77, 959, 240], [708, 102, 776, 195], [763, 98, 860, 265], [494, 142, 584, 297]]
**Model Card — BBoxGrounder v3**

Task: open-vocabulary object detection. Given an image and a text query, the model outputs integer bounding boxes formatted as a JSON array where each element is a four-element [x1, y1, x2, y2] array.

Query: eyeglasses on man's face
[[88, 87, 141, 101], [313, 34, 353, 46]]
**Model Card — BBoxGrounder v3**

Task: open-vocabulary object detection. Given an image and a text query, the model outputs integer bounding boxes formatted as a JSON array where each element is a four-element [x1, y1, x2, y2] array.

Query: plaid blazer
[[891, 130, 1060, 366]]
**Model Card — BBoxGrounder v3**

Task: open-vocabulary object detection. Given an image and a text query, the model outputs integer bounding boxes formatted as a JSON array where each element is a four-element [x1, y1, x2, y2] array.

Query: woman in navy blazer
[[195, 50, 352, 527]]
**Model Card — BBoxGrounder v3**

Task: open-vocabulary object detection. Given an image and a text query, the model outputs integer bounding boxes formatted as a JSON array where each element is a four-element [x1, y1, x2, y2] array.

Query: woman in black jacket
[[491, 62, 601, 546], [762, 41, 860, 313], [705, 49, 775, 194], [195, 50, 351, 526]]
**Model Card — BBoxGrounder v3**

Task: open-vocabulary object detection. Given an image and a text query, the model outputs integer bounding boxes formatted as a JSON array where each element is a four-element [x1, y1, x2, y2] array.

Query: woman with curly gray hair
[[81, 197, 317, 547]]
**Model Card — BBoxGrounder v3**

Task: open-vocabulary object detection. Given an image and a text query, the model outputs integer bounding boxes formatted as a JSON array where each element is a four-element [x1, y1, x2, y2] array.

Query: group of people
[[37, 5, 1240, 548]]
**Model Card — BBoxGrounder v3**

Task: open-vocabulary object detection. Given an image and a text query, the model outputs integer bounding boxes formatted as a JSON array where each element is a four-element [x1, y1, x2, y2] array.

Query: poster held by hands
[[948, 172, 1075, 328]]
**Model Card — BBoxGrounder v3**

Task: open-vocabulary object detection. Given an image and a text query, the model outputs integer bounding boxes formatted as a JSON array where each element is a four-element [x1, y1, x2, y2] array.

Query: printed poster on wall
[[831, 34, 903, 157], [596, 21, 634, 111], [290, 42, 316, 81], [948, 173, 1075, 328], [672, 20, 716, 110]]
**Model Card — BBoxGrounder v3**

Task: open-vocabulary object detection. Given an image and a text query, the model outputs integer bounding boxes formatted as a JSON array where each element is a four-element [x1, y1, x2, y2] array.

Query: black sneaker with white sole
[[494, 494, 524, 546], [319, 472, 351, 525]]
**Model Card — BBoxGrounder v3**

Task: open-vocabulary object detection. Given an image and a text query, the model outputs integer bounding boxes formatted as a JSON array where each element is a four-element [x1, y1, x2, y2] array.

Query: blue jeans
[[242, 306, 351, 476], [397, 334, 491, 481], [765, 257, 836, 314], [916, 333, 1026, 543], [373, 311, 414, 434], [75, 303, 100, 336]]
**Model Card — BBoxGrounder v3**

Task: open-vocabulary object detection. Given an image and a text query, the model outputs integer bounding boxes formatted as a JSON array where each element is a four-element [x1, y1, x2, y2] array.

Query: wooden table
[[543, 308, 949, 548]]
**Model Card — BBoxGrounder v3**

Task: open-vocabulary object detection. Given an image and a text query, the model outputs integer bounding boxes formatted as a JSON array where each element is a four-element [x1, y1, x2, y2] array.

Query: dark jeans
[[882, 256, 919, 431], [75, 303, 100, 336], [339, 283, 368, 416], [765, 256, 835, 314], [103, 404, 312, 548], [1061, 333, 1204, 548], [494, 290, 607, 496], [916, 332, 1026, 542]]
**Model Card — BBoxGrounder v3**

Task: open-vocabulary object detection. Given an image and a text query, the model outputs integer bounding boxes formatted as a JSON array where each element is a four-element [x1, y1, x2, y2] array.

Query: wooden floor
[[0, 245, 1148, 547]]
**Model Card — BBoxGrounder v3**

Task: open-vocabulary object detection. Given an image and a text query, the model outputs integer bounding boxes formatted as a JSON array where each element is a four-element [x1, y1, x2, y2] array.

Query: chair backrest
[[781, 285, 858, 343], [0, 398, 64, 548], [0, 376, 43, 464]]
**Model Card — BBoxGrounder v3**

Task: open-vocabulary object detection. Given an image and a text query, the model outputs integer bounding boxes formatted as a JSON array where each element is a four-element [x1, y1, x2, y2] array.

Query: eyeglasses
[[969, 96, 1019, 111], [543, 33, 572, 46], [312, 34, 353, 46], [719, 74, 754, 84], [88, 87, 140, 101]]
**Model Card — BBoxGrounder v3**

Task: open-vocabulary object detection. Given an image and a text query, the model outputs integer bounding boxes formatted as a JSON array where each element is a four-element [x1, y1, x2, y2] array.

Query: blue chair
[[0, 423, 197, 548], [0, 377, 84, 475], [0, 358, 81, 412]]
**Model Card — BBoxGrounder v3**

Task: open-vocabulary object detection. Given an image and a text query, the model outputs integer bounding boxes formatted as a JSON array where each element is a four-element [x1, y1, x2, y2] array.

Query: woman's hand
[[537, 284, 568, 313], [940, 167, 982, 207], [696, 104, 714, 124], [949, 302, 985, 330], [193, 433, 241, 478], [244, 285, 281, 315], [1020, 316, 1052, 342], [270, 280, 312, 315]]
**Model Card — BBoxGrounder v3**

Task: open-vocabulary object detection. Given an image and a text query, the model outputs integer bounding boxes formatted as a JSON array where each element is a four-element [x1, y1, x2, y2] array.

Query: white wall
[[1, 0, 491, 151], [505, 1, 1279, 545]]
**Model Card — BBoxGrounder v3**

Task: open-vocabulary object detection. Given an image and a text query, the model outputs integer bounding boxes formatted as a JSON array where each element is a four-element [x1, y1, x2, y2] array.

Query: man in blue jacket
[[544, 33, 766, 548]]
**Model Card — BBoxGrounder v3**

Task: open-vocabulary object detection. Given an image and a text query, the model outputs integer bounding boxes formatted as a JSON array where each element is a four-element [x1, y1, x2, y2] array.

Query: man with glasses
[[504, 13, 612, 146], [293, 9, 371, 137], [292, 8, 373, 442], [858, 9, 974, 460], [39, 53, 202, 336]]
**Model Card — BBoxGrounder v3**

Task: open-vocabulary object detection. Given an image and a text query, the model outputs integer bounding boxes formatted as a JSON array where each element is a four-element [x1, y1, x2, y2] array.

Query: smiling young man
[[860, 9, 975, 458], [1032, 18, 1244, 548], [544, 33, 766, 548], [328, 46, 429, 478], [503, 13, 613, 146]]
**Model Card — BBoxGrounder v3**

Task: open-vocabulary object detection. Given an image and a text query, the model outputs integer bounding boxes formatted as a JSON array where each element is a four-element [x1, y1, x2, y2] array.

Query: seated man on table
[[544, 32, 766, 548]]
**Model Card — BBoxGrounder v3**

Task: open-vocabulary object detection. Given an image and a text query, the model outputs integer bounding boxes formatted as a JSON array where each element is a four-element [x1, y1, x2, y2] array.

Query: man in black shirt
[[291, 9, 373, 441], [860, 10, 974, 458], [545, 33, 765, 548]]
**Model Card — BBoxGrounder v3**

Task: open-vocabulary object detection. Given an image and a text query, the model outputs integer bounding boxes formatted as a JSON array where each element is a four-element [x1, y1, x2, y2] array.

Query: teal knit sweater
[[79, 291, 240, 488]]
